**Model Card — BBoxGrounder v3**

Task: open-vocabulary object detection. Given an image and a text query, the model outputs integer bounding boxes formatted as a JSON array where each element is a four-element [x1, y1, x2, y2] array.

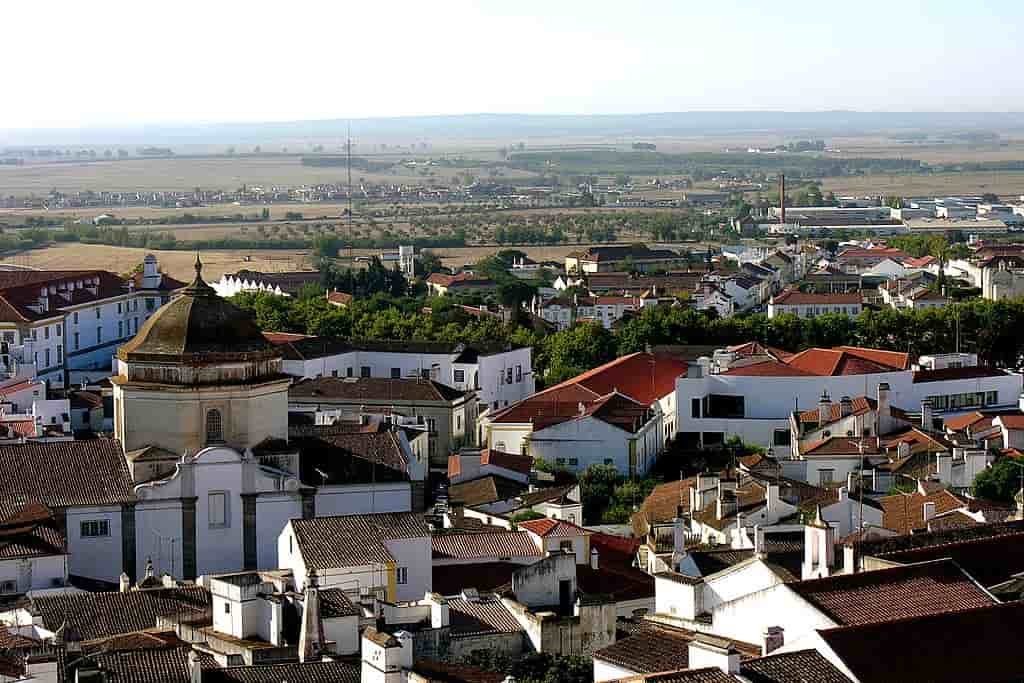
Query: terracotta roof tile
[[878, 489, 967, 534], [788, 559, 994, 626], [740, 649, 853, 683], [202, 660, 361, 682], [518, 517, 588, 538], [0, 439, 135, 517], [431, 531, 541, 561], [447, 596, 522, 638], [818, 602, 1024, 683], [289, 376, 470, 402], [480, 449, 532, 475], [31, 587, 210, 641], [291, 512, 430, 570]]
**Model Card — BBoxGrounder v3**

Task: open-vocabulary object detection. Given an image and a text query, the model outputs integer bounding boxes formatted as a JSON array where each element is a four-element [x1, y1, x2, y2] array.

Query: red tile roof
[[879, 489, 967, 534], [943, 411, 989, 431], [480, 449, 532, 475], [326, 290, 353, 306], [836, 247, 908, 260], [789, 559, 995, 626], [996, 414, 1024, 430], [771, 289, 862, 305], [723, 346, 908, 378], [518, 518, 588, 538], [489, 352, 684, 429], [262, 331, 311, 344], [902, 255, 936, 268]]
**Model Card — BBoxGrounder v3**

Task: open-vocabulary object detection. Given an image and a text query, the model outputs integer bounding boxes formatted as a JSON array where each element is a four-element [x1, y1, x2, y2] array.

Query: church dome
[[118, 255, 276, 363]]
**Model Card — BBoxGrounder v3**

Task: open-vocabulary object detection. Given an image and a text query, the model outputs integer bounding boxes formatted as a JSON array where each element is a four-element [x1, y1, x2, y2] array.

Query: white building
[[676, 345, 1022, 460], [0, 255, 184, 388], [280, 512, 432, 603], [274, 337, 535, 414], [768, 289, 863, 318], [482, 352, 687, 476]]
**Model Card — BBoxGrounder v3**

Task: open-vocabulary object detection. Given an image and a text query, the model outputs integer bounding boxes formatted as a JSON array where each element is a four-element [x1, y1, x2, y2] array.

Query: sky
[[2, 0, 1022, 130]]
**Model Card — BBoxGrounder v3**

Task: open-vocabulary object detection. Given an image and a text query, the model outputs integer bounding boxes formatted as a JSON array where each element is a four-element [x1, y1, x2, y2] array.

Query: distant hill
[[4, 111, 1024, 147]]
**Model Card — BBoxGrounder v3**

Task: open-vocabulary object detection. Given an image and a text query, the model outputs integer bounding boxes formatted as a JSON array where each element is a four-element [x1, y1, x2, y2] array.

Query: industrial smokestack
[[779, 173, 786, 226]]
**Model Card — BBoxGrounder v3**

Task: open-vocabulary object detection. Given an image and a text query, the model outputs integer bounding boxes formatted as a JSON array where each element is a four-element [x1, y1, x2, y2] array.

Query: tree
[[579, 464, 622, 523], [972, 458, 1024, 502], [415, 250, 443, 277], [542, 322, 616, 385]]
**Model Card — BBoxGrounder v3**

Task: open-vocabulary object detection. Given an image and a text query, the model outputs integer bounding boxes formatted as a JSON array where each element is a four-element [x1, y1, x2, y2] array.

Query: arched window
[[205, 409, 224, 444]]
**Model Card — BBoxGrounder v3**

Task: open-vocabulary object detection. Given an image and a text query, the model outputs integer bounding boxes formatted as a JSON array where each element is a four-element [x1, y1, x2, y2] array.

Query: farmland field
[[819, 171, 1024, 198], [0, 242, 615, 281]]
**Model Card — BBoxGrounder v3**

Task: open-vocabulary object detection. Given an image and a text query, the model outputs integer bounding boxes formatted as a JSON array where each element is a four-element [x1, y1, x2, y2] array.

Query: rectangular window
[[56, 324, 61, 337], [819, 469, 835, 486], [396, 567, 408, 585], [73, 311, 79, 324], [133, 300, 138, 312], [118, 321, 124, 338], [773, 429, 791, 447], [456, 414, 462, 430], [0, 581, 15, 595], [97, 327, 102, 344], [224, 602, 231, 614], [390, 367, 401, 379], [420, 369, 429, 379], [360, 366, 371, 378], [454, 369, 465, 383], [986, 391, 998, 406], [604, 458, 614, 465], [346, 367, 353, 378], [331, 369, 338, 377], [80, 520, 110, 537], [426, 418, 437, 434], [44, 326, 49, 340], [44, 349, 50, 367], [556, 458, 566, 465], [516, 365, 523, 382], [568, 458, 579, 466], [506, 368, 513, 384], [95, 307, 101, 319], [57, 345, 63, 364], [117, 302, 122, 314], [691, 398, 701, 419], [146, 298, 155, 311], [73, 332, 80, 350], [209, 491, 229, 528]]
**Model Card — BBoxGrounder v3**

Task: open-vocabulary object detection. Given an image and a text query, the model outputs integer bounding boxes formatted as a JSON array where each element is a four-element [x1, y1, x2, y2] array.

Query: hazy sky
[[3, 0, 1022, 129]]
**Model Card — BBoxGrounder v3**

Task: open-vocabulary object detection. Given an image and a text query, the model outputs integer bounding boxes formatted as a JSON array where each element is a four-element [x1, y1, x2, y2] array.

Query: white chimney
[[688, 637, 741, 675], [839, 396, 853, 418], [590, 548, 599, 570], [923, 501, 936, 524], [1019, 393, 1024, 412], [818, 390, 832, 425], [877, 383, 891, 435], [298, 569, 324, 663], [428, 593, 449, 628], [119, 572, 130, 593], [921, 398, 934, 432]]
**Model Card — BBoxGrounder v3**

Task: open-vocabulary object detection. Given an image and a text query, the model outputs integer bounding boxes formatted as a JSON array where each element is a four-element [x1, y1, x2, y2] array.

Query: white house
[[273, 337, 535, 414], [280, 512, 432, 603], [482, 353, 686, 476], [0, 502, 68, 597]]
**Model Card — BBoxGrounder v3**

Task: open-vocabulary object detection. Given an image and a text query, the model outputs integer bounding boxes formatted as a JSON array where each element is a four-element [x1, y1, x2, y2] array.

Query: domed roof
[[118, 255, 276, 361]]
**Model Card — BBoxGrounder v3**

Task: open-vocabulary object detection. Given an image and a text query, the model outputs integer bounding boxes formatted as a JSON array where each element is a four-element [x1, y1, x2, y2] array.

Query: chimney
[[818, 390, 832, 425], [839, 396, 853, 418], [766, 484, 780, 512], [1019, 393, 1024, 412], [920, 398, 934, 432], [762, 626, 785, 656], [590, 548, 600, 570], [119, 572, 130, 593], [188, 650, 203, 683], [753, 525, 766, 558], [802, 506, 835, 580], [923, 501, 936, 524], [876, 382, 891, 435], [428, 593, 450, 628], [688, 637, 741, 675], [298, 569, 325, 663]]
